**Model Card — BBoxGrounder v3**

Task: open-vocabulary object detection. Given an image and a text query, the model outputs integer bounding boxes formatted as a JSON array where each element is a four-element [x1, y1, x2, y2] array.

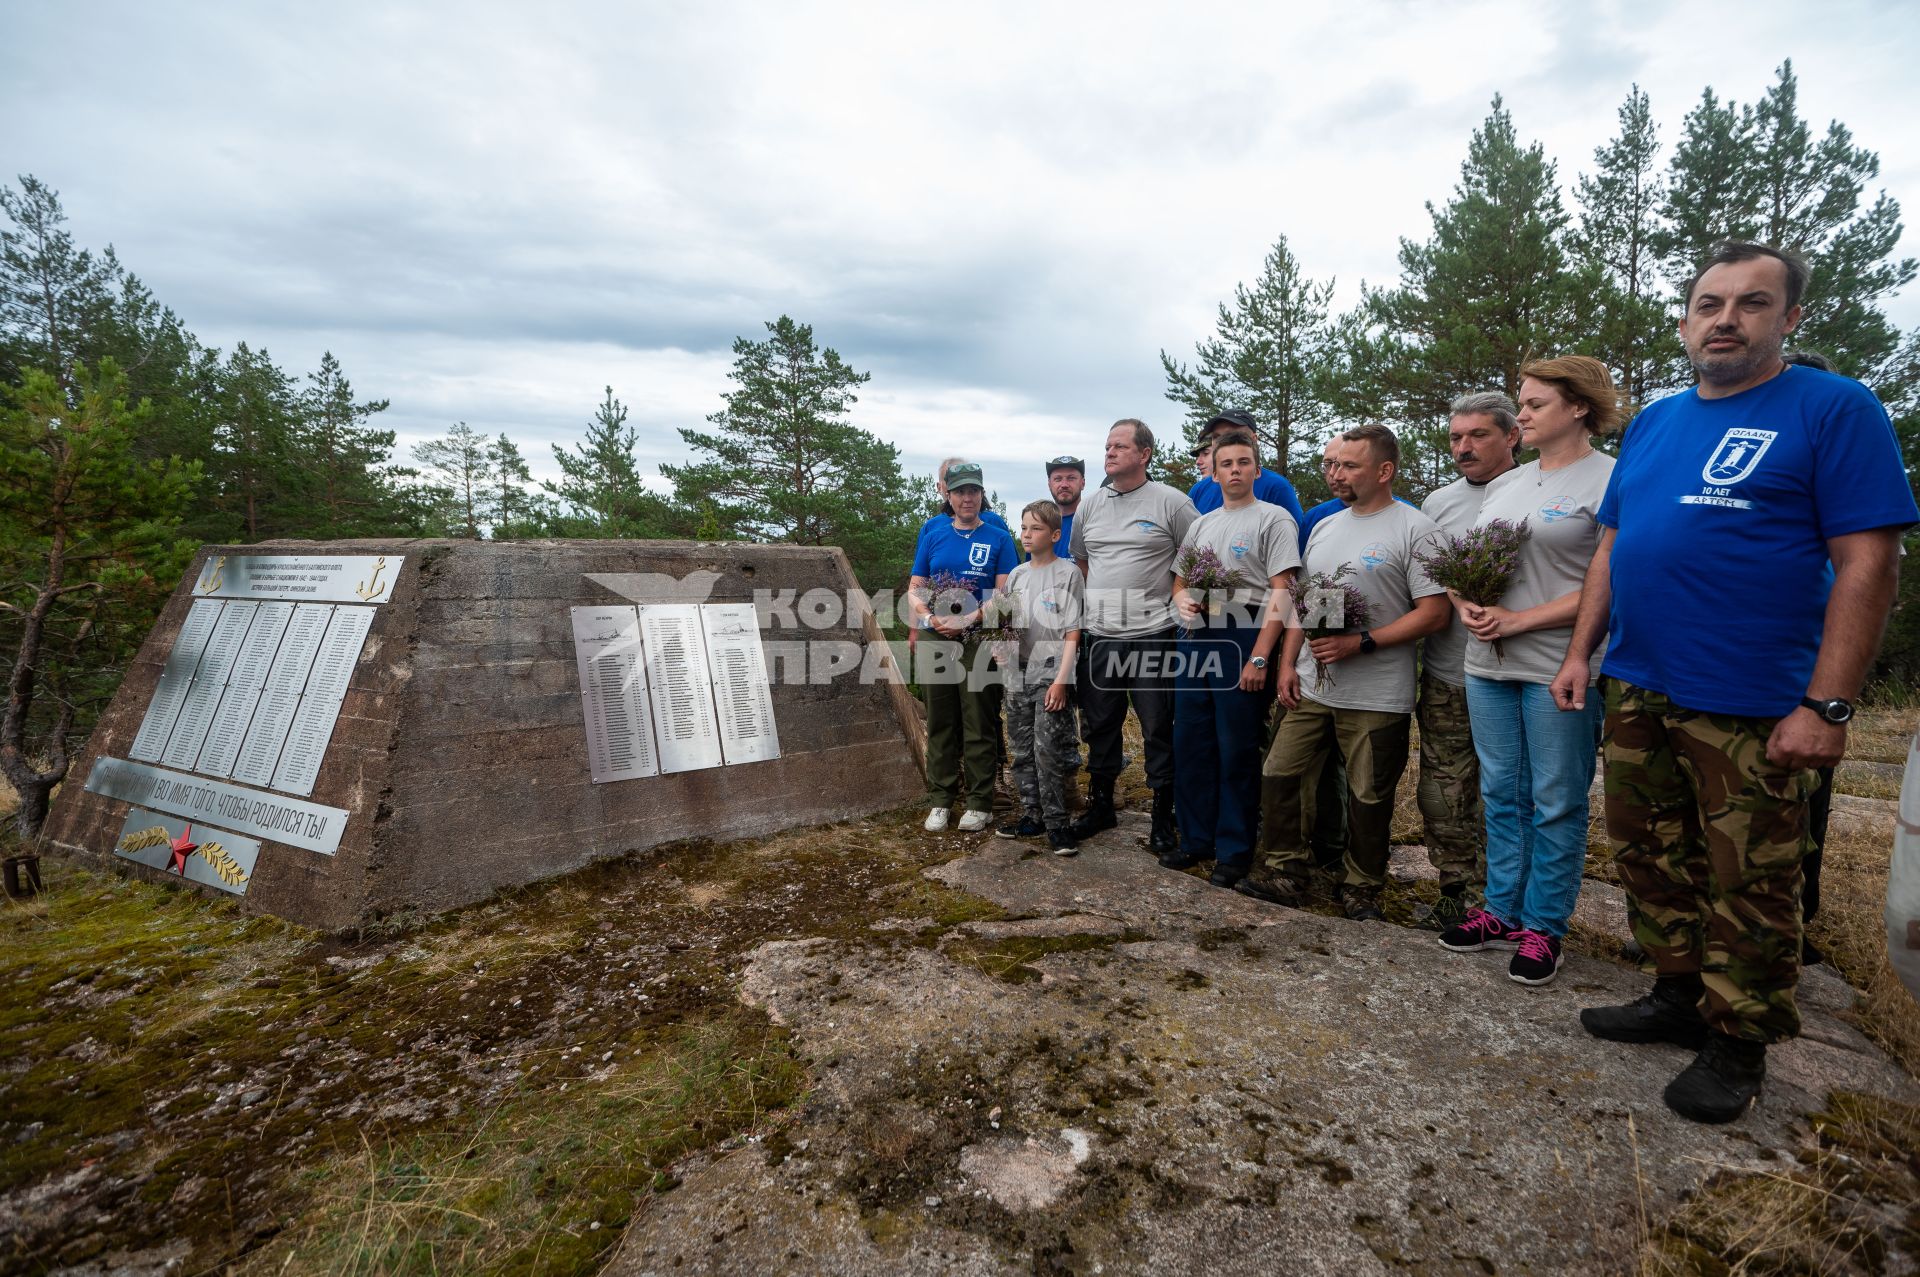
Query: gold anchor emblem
[[354, 556, 390, 602], [198, 555, 226, 594]]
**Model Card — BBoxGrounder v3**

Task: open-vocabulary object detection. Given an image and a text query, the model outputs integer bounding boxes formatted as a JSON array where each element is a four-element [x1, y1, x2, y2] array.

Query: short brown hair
[[1110, 418, 1154, 453], [1208, 427, 1258, 461], [1686, 241, 1810, 310], [1341, 423, 1400, 468], [1519, 356, 1622, 436], [1021, 499, 1062, 532]]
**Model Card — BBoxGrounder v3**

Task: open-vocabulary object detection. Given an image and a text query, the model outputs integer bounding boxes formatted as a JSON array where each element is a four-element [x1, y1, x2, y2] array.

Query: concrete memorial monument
[[44, 540, 925, 929]]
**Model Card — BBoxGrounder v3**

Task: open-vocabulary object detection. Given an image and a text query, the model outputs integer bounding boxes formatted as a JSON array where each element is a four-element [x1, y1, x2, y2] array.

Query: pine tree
[[0, 176, 115, 388], [412, 422, 494, 538], [1571, 85, 1676, 413], [208, 342, 298, 541], [662, 317, 929, 587], [546, 387, 679, 536], [1346, 97, 1597, 495], [1159, 235, 1341, 481], [484, 432, 544, 537], [0, 362, 199, 839], [1653, 87, 1759, 287], [296, 351, 399, 537]]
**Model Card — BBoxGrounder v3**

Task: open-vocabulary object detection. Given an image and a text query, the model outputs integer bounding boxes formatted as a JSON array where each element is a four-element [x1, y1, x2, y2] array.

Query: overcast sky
[[7, 1, 1917, 513]]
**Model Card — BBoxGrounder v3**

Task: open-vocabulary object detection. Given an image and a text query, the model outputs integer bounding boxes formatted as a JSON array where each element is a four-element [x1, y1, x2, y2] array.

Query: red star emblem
[[168, 825, 197, 875]]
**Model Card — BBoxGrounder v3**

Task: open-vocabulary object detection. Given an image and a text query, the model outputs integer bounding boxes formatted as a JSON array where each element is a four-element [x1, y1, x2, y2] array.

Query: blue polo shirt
[[1056, 510, 1075, 558], [912, 517, 1020, 603], [1189, 469, 1306, 527], [1598, 365, 1918, 717]]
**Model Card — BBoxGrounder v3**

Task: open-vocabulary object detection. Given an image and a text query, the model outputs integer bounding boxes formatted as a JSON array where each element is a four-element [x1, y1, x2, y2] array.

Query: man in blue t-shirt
[[1045, 455, 1085, 557], [1551, 242, 1918, 1125], [1186, 410, 1307, 528]]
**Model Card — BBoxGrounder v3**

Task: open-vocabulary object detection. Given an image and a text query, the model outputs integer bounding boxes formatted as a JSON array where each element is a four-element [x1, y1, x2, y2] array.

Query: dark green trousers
[[920, 639, 1000, 811]]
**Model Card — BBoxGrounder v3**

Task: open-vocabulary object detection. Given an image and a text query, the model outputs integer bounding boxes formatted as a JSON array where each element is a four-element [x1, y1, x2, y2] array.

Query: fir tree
[[297, 351, 398, 537]]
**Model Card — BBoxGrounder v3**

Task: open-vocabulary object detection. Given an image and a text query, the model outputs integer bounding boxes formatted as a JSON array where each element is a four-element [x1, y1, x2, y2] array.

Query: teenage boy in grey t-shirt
[[1241, 426, 1450, 921], [1067, 418, 1199, 853]]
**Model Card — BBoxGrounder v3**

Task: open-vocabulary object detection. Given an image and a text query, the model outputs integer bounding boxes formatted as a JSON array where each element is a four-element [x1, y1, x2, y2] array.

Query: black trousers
[[1078, 628, 1177, 790]]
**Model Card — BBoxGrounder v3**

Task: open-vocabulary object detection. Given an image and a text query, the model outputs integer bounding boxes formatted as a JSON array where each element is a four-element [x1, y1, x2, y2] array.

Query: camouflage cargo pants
[[1603, 679, 1815, 1043], [1416, 669, 1485, 893], [1007, 680, 1079, 830]]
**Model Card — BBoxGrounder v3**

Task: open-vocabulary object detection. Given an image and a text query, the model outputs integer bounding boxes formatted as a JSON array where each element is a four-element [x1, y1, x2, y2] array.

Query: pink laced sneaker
[[1437, 907, 1522, 953], [1508, 929, 1564, 985]]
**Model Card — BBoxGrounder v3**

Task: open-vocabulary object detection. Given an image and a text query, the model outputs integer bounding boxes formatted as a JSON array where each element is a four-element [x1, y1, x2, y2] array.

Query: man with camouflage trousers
[[1417, 392, 1521, 926], [1550, 242, 1916, 1123]]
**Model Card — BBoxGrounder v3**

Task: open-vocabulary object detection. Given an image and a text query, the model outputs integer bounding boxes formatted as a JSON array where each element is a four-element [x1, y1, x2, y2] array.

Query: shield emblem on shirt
[[1701, 428, 1777, 486], [968, 541, 992, 569]]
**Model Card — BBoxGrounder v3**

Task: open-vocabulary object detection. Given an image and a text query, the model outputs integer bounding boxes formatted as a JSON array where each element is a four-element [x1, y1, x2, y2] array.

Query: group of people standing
[[905, 241, 1916, 1126]]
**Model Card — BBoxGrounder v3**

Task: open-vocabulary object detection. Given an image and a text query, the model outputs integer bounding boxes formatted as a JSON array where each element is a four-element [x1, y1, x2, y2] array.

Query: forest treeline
[[4, 61, 1918, 837]]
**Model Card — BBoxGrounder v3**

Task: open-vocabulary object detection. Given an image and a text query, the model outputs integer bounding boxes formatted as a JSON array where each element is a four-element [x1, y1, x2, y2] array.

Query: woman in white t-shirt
[[1437, 356, 1620, 987]]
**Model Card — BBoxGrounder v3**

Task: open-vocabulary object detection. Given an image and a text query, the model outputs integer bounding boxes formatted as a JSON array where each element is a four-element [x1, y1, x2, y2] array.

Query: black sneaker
[[1508, 929, 1563, 985], [995, 816, 1046, 840], [1208, 862, 1248, 889], [1438, 908, 1523, 953], [1047, 827, 1078, 857], [1158, 848, 1207, 870], [1234, 872, 1309, 907], [1663, 1033, 1766, 1124], [1339, 887, 1386, 923], [1579, 976, 1710, 1050]]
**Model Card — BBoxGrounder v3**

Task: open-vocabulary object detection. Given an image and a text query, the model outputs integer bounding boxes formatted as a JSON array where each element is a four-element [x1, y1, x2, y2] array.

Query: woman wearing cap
[[910, 461, 1020, 832]]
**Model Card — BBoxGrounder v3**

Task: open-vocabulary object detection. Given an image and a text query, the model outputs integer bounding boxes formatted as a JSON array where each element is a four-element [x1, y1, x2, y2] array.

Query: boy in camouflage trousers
[[997, 501, 1085, 855]]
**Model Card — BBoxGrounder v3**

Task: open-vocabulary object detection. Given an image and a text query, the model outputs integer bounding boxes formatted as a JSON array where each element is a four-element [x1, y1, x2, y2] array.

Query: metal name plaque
[[192, 554, 403, 605], [113, 808, 262, 896], [570, 606, 660, 784], [701, 603, 780, 765], [640, 605, 725, 774], [85, 757, 350, 856]]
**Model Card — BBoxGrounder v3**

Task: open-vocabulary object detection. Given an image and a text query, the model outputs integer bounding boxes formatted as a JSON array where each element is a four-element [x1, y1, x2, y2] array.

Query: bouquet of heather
[[1174, 545, 1249, 627], [1299, 563, 1374, 686], [973, 586, 1023, 667], [1415, 518, 1531, 661], [918, 571, 980, 634]]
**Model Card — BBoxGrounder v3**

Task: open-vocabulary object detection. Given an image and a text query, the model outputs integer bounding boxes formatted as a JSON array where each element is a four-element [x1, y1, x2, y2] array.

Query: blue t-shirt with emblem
[[1188, 468, 1307, 528], [912, 516, 1020, 604], [1598, 365, 1918, 717]]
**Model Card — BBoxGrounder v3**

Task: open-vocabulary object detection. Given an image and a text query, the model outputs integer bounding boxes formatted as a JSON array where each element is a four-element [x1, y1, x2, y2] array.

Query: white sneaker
[[924, 807, 951, 832], [956, 810, 992, 833]]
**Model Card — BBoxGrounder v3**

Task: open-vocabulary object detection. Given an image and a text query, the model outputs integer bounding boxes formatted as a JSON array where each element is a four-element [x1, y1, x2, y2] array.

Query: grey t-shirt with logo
[[1465, 451, 1616, 685], [1071, 479, 1199, 638], [1008, 555, 1085, 684], [1296, 502, 1447, 714], [1177, 500, 1302, 620], [1420, 475, 1499, 687]]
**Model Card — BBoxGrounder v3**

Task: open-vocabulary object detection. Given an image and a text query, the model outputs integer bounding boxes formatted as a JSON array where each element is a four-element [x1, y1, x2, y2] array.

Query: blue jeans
[[1465, 675, 1603, 938], [1174, 622, 1270, 868]]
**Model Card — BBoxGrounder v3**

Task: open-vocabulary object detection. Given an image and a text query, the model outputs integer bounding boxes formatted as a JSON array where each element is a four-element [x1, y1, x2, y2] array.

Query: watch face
[[1826, 700, 1854, 723]]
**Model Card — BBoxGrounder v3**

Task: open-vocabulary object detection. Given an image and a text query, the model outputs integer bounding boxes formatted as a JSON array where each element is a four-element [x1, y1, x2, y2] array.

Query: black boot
[[1663, 1033, 1766, 1124], [1579, 974, 1709, 1050], [1148, 787, 1177, 854], [1070, 776, 1117, 840]]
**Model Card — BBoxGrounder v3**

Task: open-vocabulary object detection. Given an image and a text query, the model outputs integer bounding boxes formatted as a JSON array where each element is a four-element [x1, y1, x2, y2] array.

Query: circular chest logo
[[1229, 535, 1253, 559], [1359, 542, 1391, 571], [1538, 495, 1577, 523]]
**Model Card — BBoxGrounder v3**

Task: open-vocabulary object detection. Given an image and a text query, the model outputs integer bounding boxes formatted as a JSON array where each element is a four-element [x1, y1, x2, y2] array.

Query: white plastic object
[[1889, 725, 1920, 1003]]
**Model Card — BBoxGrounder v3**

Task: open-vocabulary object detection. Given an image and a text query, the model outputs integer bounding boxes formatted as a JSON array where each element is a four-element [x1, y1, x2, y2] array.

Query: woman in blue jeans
[[1438, 356, 1619, 985]]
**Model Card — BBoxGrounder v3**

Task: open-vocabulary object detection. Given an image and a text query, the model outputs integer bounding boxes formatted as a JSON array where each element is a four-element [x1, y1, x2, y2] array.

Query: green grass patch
[[243, 1013, 805, 1277]]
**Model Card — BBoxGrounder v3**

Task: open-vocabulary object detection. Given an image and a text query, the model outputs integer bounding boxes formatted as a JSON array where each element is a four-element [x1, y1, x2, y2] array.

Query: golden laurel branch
[[197, 842, 249, 887], [116, 826, 171, 853]]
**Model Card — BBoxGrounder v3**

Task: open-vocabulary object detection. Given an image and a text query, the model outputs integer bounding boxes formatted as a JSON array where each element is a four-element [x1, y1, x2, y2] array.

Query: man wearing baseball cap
[[1045, 455, 1086, 555], [1187, 410, 1306, 527]]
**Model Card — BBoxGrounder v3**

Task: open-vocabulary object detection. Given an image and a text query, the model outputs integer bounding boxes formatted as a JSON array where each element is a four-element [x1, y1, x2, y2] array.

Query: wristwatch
[[1800, 696, 1853, 724], [1249, 655, 1267, 669], [1358, 630, 1377, 655]]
